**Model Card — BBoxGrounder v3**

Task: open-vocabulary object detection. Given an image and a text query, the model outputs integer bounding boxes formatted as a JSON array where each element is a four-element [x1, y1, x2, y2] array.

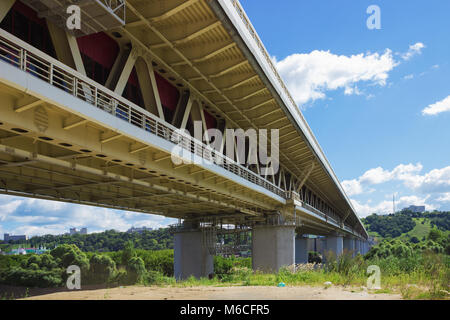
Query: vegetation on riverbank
[[1, 228, 449, 300], [1, 209, 449, 299]]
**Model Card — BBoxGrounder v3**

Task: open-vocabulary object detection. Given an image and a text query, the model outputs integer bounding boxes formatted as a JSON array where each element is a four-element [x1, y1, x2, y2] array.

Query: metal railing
[[0, 29, 285, 198], [286, 191, 361, 236], [287, 191, 340, 224]]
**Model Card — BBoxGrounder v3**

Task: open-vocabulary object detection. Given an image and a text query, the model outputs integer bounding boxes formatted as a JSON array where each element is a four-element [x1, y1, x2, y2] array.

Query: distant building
[[68, 228, 88, 235], [127, 226, 153, 234], [3, 233, 28, 242], [402, 205, 425, 213], [7, 246, 48, 255]]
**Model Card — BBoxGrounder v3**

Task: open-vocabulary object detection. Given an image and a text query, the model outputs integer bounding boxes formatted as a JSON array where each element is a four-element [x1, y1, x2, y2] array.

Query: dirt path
[[22, 285, 402, 300]]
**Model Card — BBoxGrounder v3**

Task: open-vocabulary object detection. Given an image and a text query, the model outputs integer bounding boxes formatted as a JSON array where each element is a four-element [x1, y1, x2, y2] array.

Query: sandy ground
[[18, 285, 402, 300]]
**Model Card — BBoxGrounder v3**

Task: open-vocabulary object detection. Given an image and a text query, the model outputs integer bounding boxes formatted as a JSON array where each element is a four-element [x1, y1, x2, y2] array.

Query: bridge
[[0, 0, 369, 278]]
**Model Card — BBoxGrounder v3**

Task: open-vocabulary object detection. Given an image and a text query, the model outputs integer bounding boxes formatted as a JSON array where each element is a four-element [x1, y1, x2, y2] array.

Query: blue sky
[[242, 0, 450, 216], [1, 1, 450, 238]]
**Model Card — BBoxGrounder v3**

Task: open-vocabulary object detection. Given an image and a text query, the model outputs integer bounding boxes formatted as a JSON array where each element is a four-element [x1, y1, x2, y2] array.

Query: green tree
[[126, 256, 146, 284], [88, 254, 116, 284], [121, 241, 136, 266], [428, 229, 442, 242], [410, 236, 419, 244], [50, 244, 89, 272]]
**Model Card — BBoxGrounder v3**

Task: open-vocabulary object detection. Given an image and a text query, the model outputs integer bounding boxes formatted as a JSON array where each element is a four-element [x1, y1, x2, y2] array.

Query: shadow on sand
[[0, 283, 122, 300]]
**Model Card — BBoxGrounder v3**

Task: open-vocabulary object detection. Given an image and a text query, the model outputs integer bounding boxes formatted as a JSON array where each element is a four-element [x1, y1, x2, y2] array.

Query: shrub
[[39, 254, 58, 270], [26, 255, 41, 268], [410, 236, 419, 244], [121, 241, 136, 266], [111, 268, 128, 286], [308, 251, 322, 264], [50, 244, 89, 271], [88, 254, 117, 284], [126, 256, 147, 284], [0, 268, 63, 288], [214, 256, 251, 279], [136, 249, 174, 276], [143, 270, 165, 285], [428, 229, 442, 242]]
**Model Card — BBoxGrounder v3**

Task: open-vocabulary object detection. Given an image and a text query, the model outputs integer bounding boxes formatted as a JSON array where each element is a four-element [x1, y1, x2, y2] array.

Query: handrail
[[0, 28, 285, 198], [286, 191, 362, 237]]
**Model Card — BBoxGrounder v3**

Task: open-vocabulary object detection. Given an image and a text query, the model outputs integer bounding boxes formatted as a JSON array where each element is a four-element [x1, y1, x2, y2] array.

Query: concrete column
[[325, 235, 344, 257], [355, 239, 362, 255], [363, 241, 368, 254], [343, 237, 354, 255], [350, 238, 356, 256], [174, 228, 213, 280], [252, 225, 295, 272], [295, 236, 309, 264], [317, 237, 326, 256]]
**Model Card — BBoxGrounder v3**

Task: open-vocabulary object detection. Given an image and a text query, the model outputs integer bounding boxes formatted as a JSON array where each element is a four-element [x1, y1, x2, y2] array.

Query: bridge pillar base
[[252, 225, 295, 273], [325, 235, 343, 258], [295, 236, 309, 264], [174, 228, 213, 280]]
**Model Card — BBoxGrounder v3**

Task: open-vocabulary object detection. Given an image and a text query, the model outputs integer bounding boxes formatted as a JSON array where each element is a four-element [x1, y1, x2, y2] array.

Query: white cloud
[[341, 179, 364, 196], [274, 49, 398, 105], [422, 95, 450, 116], [416, 166, 450, 193], [0, 196, 23, 221], [351, 194, 437, 218], [402, 42, 425, 61], [342, 163, 423, 196], [0, 194, 176, 238], [436, 193, 450, 202], [403, 74, 414, 80], [342, 163, 450, 216]]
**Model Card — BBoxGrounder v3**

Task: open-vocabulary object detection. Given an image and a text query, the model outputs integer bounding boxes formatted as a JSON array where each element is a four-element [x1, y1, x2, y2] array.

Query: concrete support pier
[[362, 241, 369, 254], [295, 236, 309, 264], [174, 224, 213, 280], [354, 239, 361, 255], [343, 237, 354, 255], [325, 235, 344, 257], [252, 225, 295, 272]]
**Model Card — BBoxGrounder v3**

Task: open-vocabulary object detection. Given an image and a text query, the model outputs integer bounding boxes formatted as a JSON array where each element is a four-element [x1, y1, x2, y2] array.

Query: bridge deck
[[0, 0, 367, 239]]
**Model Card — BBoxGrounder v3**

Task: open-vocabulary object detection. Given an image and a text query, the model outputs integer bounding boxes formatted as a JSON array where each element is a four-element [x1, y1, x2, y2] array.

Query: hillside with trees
[[362, 210, 450, 239], [1, 228, 173, 253]]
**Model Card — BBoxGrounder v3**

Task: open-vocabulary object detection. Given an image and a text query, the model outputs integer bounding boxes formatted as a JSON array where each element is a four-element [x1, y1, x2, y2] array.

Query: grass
[[400, 218, 432, 240], [135, 269, 443, 299], [143, 251, 450, 300], [1, 245, 448, 300]]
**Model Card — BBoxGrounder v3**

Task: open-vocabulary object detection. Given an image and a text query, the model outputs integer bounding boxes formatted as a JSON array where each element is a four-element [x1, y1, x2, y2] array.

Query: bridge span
[[0, 0, 369, 278]]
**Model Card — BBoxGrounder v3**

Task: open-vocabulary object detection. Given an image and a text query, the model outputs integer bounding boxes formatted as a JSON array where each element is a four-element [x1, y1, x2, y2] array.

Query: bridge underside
[[0, 78, 282, 222], [0, 0, 371, 278]]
